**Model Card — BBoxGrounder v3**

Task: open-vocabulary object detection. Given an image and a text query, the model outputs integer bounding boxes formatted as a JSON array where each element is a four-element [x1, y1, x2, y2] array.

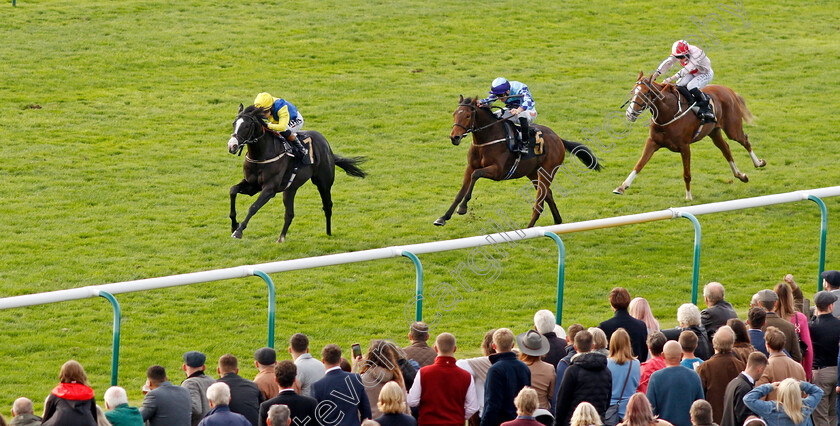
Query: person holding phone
[[358, 341, 411, 419]]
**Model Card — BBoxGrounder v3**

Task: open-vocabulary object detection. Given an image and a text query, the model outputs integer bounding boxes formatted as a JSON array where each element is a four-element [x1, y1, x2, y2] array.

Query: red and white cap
[[671, 40, 690, 56]]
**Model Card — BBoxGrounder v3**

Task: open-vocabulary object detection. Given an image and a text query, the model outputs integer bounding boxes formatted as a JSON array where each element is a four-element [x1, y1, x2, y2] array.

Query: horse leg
[[232, 186, 278, 239], [680, 146, 693, 201], [527, 170, 562, 225], [230, 179, 260, 234], [710, 128, 749, 183], [526, 169, 553, 227], [278, 187, 299, 243], [313, 177, 334, 236], [723, 126, 766, 168], [457, 166, 500, 214], [614, 138, 660, 195], [435, 166, 474, 226]]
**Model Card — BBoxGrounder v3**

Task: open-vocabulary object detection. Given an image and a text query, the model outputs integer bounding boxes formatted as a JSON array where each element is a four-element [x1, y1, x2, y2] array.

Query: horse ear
[[637, 70, 644, 80], [238, 103, 244, 114], [459, 94, 464, 103], [473, 96, 480, 105]]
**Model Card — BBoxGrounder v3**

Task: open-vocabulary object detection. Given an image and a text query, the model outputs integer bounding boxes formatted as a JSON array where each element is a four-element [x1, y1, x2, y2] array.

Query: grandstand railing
[[0, 186, 837, 386]]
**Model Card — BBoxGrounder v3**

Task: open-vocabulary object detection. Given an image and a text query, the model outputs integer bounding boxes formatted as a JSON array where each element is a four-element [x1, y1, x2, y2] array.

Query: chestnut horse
[[614, 71, 765, 200], [436, 95, 601, 228]]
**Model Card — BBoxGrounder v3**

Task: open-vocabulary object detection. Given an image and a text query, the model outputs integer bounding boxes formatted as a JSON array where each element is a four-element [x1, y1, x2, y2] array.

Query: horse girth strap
[[471, 138, 507, 147], [245, 152, 286, 164]]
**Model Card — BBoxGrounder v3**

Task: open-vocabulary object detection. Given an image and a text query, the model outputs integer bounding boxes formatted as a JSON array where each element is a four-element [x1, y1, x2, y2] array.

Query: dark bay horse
[[436, 95, 601, 228], [614, 71, 765, 200], [227, 104, 366, 242]]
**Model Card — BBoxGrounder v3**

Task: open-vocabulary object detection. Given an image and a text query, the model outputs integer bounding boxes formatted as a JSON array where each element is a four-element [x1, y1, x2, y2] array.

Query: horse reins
[[624, 81, 697, 127], [452, 104, 510, 140], [233, 115, 287, 164]]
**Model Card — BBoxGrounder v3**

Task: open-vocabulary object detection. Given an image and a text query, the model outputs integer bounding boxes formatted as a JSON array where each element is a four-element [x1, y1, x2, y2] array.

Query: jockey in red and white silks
[[653, 40, 716, 122]]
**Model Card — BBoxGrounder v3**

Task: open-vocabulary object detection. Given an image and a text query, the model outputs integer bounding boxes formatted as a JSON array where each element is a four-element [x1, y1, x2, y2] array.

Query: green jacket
[[105, 403, 144, 426]]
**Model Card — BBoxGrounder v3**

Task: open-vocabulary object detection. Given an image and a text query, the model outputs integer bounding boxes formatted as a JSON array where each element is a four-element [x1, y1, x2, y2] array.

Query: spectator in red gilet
[[407, 332, 479, 424]]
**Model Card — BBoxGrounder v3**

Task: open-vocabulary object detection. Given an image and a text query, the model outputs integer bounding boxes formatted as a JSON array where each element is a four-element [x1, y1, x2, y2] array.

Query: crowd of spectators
[[3, 271, 840, 426]]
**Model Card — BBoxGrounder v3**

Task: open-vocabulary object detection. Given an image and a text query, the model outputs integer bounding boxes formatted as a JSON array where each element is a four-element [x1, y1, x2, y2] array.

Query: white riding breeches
[[496, 108, 537, 124], [678, 70, 714, 91], [288, 114, 304, 133]]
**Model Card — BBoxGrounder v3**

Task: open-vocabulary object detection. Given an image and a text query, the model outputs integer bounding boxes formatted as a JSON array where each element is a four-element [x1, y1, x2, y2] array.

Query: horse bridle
[[231, 114, 266, 156], [621, 81, 652, 119], [452, 103, 509, 136]]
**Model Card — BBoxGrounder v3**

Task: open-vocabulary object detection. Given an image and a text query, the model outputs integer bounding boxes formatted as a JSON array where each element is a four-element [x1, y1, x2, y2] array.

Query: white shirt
[[407, 367, 479, 419], [656, 44, 713, 78]]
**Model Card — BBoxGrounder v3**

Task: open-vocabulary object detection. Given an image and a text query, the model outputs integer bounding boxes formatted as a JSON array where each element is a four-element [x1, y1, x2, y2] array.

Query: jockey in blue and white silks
[[652, 40, 716, 122], [480, 77, 537, 153]]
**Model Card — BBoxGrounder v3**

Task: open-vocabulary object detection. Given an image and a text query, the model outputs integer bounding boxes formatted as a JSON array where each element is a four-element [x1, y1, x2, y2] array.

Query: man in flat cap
[[182, 351, 216, 426], [809, 291, 840, 425], [821, 270, 840, 317], [756, 289, 802, 363], [253, 348, 279, 401]]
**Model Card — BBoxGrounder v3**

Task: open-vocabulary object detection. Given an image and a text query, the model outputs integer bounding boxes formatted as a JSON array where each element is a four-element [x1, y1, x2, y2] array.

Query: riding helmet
[[490, 77, 511, 95], [671, 40, 690, 57], [254, 92, 275, 110]]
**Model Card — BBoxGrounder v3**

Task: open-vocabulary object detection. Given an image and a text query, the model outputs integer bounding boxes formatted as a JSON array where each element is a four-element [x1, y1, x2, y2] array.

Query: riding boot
[[284, 132, 308, 157], [517, 117, 530, 154], [690, 88, 713, 122]]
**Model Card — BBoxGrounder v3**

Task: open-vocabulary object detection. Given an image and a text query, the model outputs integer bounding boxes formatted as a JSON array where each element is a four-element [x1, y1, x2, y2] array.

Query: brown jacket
[[763, 312, 802, 362], [403, 341, 437, 368], [697, 352, 745, 424], [360, 365, 410, 418], [755, 352, 806, 400], [525, 359, 556, 410], [731, 342, 754, 364]]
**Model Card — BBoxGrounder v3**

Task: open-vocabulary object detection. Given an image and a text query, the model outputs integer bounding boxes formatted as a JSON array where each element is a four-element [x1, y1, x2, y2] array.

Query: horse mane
[[460, 96, 494, 115]]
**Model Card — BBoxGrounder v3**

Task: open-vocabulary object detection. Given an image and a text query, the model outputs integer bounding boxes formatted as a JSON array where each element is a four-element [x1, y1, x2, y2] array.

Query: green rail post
[[543, 231, 566, 325], [253, 270, 276, 348], [807, 195, 828, 291], [678, 212, 702, 305], [98, 291, 121, 386], [401, 251, 424, 322]]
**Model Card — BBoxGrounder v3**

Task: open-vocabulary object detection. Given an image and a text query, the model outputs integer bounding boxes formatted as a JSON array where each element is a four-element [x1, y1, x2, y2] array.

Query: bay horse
[[436, 95, 601, 228], [614, 71, 765, 200], [227, 104, 366, 242]]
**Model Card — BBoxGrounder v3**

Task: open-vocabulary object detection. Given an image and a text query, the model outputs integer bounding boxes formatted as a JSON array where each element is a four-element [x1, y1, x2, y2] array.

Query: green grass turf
[[1, 0, 838, 416]]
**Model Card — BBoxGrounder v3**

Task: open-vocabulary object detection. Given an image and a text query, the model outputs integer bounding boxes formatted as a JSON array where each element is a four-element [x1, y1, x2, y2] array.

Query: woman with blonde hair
[[743, 378, 822, 426], [618, 393, 672, 426], [571, 402, 603, 426], [42, 360, 98, 426], [774, 282, 813, 380], [628, 298, 660, 335], [374, 381, 416, 426], [605, 329, 640, 426], [589, 327, 610, 356]]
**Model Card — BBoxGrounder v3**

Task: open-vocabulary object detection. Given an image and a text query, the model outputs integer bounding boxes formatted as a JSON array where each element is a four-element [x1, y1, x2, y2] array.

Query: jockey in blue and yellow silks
[[254, 92, 308, 157]]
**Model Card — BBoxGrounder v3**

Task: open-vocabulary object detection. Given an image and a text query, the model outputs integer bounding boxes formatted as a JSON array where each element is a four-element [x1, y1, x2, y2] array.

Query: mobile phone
[[351, 343, 362, 358]]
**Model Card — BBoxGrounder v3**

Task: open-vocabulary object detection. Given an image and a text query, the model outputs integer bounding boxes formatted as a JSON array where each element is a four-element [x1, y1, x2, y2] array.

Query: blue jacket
[[481, 81, 535, 110], [646, 366, 704, 426], [197, 405, 251, 426], [743, 382, 822, 426], [480, 352, 531, 426], [311, 369, 372, 426]]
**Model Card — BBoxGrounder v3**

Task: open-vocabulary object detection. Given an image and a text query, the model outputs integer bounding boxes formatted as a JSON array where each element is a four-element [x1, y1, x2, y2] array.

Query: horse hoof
[[231, 231, 242, 239], [739, 174, 749, 183], [456, 206, 467, 215], [277, 236, 285, 243], [757, 159, 767, 168], [613, 186, 625, 195], [433, 218, 446, 226]]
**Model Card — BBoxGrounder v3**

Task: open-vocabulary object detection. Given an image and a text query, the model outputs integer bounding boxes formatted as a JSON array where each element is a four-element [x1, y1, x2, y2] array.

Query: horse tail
[[334, 155, 367, 178], [562, 139, 602, 171], [736, 93, 756, 125]]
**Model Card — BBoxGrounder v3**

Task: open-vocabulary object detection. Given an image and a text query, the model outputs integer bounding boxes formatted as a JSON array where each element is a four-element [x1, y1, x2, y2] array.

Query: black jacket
[[218, 373, 264, 426], [480, 352, 531, 426], [553, 352, 612, 426], [663, 325, 713, 360], [701, 300, 738, 340], [542, 331, 567, 368], [720, 373, 754, 426], [599, 309, 649, 362], [258, 390, 317, 426]]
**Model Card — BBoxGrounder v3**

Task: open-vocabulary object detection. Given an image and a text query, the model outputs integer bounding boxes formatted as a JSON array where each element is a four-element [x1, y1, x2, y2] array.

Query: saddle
[[283, 135, 315, 166], [677, 86, 717, 123], [502, 121, 546, 158]]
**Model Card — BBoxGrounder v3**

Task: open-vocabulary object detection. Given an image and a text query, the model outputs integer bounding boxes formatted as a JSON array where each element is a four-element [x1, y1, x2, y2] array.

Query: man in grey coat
[[700, 282, 737, 340], [140, 365, 192, 426], [9, 397, 42, 426], [181, 351, 216, 426]]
